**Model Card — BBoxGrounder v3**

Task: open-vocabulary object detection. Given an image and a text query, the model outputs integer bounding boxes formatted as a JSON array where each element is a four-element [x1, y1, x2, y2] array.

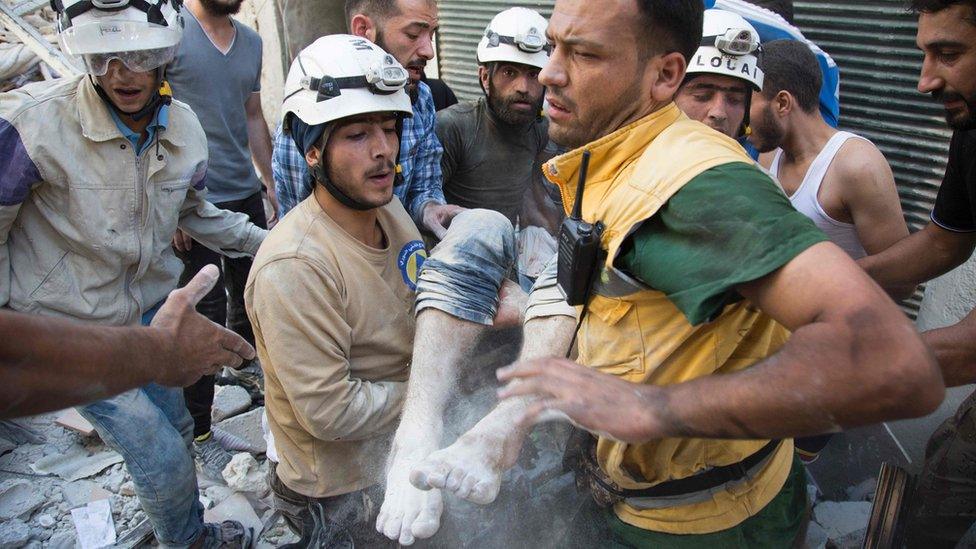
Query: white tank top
[[770, 131, 867, 259]]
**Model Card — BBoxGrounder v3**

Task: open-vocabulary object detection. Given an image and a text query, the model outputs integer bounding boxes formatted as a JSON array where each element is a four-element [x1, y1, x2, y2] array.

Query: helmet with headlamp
[[52, 0, 183, 76], [688, 9, 764, 92], [477, 7, 550, 70]]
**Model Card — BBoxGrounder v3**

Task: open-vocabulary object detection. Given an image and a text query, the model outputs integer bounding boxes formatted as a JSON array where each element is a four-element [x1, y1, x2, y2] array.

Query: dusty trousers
[[907, 390, 976, 548]]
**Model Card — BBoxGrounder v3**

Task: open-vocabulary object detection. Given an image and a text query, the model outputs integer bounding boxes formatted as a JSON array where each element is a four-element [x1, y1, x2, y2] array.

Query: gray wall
[[277, 0, 347, 61]]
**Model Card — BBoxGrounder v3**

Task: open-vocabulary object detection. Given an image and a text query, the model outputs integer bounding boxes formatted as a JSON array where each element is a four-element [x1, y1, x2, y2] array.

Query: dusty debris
[[62, 479, 112, 508], [54, 409, 96, 437], [47, 530, 77, 548], [36, 513, 56, 528], [32, 445, 123, 481], [119, 480, 136, 497], [205, 493, 263, 534], [813, 500, 872, 548], [222, 453, 267, 493], [0, 518, 30, 548], [212, 385, 253, 423], [0, 420, 44, 445], [0, 435, 15, 456], [71, 498, 116, 549], [845, 476, 877, 502], [0, 479, 47, 520], [214, 407, 266, 454]]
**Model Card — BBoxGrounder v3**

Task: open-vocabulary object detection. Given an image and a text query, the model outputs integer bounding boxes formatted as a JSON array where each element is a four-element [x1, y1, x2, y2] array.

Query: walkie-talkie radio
[[558, 150, 604, 306]]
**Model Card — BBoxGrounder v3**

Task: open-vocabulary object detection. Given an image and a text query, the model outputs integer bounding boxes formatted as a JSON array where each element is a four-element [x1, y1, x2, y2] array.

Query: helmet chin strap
[[91, 66, 172, 122]]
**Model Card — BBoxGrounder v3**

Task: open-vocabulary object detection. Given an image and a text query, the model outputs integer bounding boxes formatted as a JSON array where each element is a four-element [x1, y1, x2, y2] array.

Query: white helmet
[[282, 34, 413, 129], [477, 8, 549, 70], [53, 0, 183, 76], [687, 9, 764, 91]]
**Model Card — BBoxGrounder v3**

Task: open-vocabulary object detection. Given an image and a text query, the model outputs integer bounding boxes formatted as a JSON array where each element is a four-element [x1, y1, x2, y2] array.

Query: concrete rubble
[[211, 386, 252, 423], [214, 406, 267, 454]]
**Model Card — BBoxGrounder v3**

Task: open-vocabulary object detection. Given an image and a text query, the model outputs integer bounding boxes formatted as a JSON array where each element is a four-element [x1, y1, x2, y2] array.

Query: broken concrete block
[[47, 530, 77, 549], [204, 493, 262, 535], [222, 453, 266, 493], [845, 477, 877, 502], [71, 499, 116, 549], [36, 514, 56, 529], [204, 485, 236, 507], [32, 445, 123, 482], [54, 409, 96, 437], [212, 386, 252, 423], [214, 407, 266, 454], [813, 500, 871, 547], [805, 520, 828, 549], [62, 480, 112, 509], [0, 479, 47, 520], [0, 435, 14, 456], [102, 469, 125, 493], [0, 518, 30, 548]]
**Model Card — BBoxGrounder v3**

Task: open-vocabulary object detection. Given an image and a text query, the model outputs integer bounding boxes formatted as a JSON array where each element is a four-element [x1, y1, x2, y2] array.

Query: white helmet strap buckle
[[705, 28, 761, 56]]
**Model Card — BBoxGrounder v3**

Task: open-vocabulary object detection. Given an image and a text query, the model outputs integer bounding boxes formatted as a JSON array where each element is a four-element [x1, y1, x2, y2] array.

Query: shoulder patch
[[397, 239, 427, 291]]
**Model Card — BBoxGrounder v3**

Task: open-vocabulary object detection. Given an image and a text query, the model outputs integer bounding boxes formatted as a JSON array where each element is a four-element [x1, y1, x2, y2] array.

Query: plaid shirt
[[272, 81, 445, 224]]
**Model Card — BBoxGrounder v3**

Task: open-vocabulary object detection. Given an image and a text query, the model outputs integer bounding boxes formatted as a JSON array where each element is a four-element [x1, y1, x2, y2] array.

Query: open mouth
[[511, 100, 534, 111], [367, 170, 393, 185], [547, 97, 572, 119], [114, 87, 142, 100]]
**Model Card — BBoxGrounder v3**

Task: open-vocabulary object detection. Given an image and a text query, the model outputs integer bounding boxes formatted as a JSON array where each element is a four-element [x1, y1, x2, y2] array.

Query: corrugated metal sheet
[[436, 0, 553, 100], [793, 1, 951, 316]]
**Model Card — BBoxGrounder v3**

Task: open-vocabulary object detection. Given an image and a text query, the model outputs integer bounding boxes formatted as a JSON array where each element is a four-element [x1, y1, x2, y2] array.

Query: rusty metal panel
[[794, 1, 951, 316], [436, 0, 553, 100]]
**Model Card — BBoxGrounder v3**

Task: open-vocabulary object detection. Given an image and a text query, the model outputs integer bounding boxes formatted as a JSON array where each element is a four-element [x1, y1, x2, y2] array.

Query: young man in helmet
[[436, 7, 562, 287], [246, 35, 519, 547], [675, 9, 764, 139], [0, 0, 266, 546], [273, 0, 463, 240]]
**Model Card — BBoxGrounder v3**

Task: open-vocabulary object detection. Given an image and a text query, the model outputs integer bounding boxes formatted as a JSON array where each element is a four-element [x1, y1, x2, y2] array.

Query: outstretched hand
[[422, 203, 466, 240], [496, 357, 660, 444], [151, 265, 256, 387]]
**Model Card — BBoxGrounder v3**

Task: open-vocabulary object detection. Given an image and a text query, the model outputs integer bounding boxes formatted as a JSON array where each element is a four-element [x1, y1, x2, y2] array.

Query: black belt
[[610, 439, 782, 499]]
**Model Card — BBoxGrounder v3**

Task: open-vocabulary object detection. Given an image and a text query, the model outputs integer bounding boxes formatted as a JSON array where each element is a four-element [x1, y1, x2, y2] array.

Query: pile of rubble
[[804, 476, 878, 548], [0, 384, 295, 548]]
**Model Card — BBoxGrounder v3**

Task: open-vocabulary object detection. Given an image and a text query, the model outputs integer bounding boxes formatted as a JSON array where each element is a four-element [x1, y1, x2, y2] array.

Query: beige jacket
[[0, 76, 266, 325], [246, 196, 423, 498]]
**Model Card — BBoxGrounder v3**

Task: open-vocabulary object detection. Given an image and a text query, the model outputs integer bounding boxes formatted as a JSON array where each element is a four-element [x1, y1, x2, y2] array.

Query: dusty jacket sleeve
[[250, 258, 406, 442], [0, 117, 42, 307], [178, 160, 268, 258]]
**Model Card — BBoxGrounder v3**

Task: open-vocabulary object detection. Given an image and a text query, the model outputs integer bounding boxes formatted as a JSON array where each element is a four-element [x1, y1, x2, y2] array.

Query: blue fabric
[[288, 118, 327, 159], [706, 0, 841, 128], [415, 209, 516, 325], [273, 81, 446, 224], [77, 303, 204, 547], [0, 118, 41, 206], [108, 104, 170, 156]]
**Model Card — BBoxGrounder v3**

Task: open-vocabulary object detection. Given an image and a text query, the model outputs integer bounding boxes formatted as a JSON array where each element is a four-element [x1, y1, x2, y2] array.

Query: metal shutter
[[794, 1, 951, 316], [436, 0, 554, 100]]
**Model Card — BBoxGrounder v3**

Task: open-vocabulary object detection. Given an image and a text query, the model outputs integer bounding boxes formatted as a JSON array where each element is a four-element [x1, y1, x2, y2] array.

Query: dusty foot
[[409, 430, 510, 505], [376, 448, 444, 545]]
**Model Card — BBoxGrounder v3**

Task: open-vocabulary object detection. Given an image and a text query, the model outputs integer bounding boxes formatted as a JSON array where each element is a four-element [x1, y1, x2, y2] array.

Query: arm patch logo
[[397, 240, 427, 291]]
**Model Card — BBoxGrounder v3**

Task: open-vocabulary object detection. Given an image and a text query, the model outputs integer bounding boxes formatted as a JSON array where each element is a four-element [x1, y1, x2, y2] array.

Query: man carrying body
[[405, 0, 944, 545], [247, 35, 519, 546], [436, 7, 561, 287], [674, 9, 764, 140], [273, 0, 462, 239], [165, 0, 277, 478], [858, 0, 976, 544], [0, 0, 266, 545]]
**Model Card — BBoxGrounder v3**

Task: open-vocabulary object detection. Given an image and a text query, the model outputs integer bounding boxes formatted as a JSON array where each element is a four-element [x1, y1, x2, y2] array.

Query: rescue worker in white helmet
[[675, 8, 765, 138], [249, 34, 520, 547], [437, 7, 563, 288], [0, 0, 267, 546]]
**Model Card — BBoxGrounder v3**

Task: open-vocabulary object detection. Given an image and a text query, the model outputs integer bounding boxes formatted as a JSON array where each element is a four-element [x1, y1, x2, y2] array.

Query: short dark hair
[[909, 0, 976, 22], [344, 0, 401, 30], [759, 40, 821, 114], [634, 0, 704, 62]]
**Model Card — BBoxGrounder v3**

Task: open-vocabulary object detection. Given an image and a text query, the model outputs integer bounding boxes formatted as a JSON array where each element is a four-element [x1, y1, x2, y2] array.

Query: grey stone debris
[[0, 479, 47, 520], [119, 480, 137, 497], [813, 500, 872, 548], [805, 520, 829, 549], [0, 435, 15, 456], [845, 477, 878, 502], [212, 386, 253, 423], [222, 453, 267, 493], [31, 445, 123, 482], [47, 529, 77, 549], [36, 514, 56, 528], [214, 407, 266, 454], [0, 518, 30, 548]]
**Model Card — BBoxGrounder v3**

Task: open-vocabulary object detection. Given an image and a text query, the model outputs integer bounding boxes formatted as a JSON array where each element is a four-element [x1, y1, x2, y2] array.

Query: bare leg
[[410, 315, 576, 504], [376, 309, 484, 545]]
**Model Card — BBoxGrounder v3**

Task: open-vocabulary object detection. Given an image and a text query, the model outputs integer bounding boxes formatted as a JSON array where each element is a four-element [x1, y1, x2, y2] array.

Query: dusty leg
[[411, 315, 576, 504], [376, 309, 483, 545]]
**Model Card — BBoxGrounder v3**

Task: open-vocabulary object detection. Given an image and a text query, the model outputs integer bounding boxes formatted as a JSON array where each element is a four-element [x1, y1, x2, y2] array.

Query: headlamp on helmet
[[710, 27, 760, 57], [484, 27, 550, 55], [294, 53, 408, 102]]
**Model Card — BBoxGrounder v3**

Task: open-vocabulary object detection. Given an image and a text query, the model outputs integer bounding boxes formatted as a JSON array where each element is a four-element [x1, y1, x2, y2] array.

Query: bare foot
[[409, 430, 512, 505], [376, 448, 444, 545]]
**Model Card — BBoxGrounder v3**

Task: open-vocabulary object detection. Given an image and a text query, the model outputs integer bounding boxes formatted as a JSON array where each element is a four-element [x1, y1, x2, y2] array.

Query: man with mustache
[[408, 0, 944, 545], [857, 0, 976, 544], [0, 0, 267, 545], [435, 7, 562, 288], [247, 35, 520, 546], [273, 0, 463, 240], [164, 0, 277, 481]]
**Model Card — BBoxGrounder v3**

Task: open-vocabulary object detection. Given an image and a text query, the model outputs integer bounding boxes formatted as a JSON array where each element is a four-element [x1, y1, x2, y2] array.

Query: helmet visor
[[81, 45, 178, 76]]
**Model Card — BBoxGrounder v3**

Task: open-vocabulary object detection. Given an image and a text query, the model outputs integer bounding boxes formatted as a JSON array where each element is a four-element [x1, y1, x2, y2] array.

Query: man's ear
[[775, 90, 794, 117], [648, 51, 688, 104], [305, 145, 321, 170], [478, 65, 490, 95], [349, 13, 377, 42]]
